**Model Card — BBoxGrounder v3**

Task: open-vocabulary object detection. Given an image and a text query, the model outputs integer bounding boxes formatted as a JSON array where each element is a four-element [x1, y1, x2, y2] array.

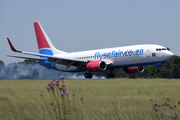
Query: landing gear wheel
[[84, 73, 93, 79], [88, 73, 93, 79]]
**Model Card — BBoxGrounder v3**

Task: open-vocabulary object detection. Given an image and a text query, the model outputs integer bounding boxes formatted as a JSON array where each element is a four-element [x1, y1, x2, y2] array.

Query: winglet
[[7, 38, 22, 53]]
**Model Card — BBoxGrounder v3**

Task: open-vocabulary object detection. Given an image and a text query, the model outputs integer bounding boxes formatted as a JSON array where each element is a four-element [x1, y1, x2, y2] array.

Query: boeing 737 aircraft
[[7, 22, 174, 79]]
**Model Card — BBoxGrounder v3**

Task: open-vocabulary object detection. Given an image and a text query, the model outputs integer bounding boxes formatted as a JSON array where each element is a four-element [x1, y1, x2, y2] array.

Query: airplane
[[7, 22, 174, 79]]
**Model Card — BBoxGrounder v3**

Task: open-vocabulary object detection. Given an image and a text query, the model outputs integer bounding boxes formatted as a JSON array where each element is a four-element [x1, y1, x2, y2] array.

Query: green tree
[[19, 59, 38, 64], [0, 60, 5, 70]]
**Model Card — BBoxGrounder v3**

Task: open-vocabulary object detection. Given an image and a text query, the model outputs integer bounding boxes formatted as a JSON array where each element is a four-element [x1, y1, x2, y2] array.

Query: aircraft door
[[146, 47, 151, 57]]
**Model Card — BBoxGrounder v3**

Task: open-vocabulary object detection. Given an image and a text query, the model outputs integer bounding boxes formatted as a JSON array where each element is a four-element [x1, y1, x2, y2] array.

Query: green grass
[[0, 78, 180, 120]]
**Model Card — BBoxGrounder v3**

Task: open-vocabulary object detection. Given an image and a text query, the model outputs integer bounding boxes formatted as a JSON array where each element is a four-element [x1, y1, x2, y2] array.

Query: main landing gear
[[84, 71, 115, 79], [84, 72, 93, 79]]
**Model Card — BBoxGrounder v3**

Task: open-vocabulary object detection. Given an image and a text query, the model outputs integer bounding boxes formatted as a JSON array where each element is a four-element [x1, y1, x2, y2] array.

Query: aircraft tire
[[88, 73, 93, 79], [84, 73, 89, 79], [84, 73, 93, 79]]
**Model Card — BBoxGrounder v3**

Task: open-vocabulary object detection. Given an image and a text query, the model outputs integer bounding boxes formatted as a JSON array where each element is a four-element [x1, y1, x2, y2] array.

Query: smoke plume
[[0, 63, 105, 79]]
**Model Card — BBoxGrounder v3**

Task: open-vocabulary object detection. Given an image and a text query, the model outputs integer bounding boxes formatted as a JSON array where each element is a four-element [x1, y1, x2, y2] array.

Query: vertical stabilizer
[[34, 22, 66, 55]]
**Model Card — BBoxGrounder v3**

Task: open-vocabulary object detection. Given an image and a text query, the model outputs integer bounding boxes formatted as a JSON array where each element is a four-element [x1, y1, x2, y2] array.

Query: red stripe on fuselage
[[34, 22, 50, 49]]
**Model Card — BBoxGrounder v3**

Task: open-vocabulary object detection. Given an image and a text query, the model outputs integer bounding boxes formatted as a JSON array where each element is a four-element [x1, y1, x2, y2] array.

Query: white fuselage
[[52, 44, 173, 72]]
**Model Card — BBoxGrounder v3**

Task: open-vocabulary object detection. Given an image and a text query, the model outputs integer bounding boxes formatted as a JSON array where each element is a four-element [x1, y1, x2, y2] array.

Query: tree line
[[94, 56, 180, 78], [0, 56, 180, 79]]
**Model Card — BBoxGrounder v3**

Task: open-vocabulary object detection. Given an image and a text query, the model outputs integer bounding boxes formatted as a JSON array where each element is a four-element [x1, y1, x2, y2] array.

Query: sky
[[1, 0, 180, 65]]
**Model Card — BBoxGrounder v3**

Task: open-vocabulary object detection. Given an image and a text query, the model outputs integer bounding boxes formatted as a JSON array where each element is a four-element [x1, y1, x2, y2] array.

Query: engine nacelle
[[86, 60, 107, 72], [123, 66, 144, 74]]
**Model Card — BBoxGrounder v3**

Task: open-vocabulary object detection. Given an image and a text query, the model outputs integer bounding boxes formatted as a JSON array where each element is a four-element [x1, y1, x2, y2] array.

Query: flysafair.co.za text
[[94, 49, 144, 60]]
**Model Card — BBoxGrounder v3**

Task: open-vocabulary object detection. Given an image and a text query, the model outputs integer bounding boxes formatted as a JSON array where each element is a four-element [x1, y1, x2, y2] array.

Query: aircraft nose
[[166, 51, 174, 59]]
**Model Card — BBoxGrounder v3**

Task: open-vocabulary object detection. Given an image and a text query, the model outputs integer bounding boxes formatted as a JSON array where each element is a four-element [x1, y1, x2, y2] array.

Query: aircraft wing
[[7, 38, 90, 68]]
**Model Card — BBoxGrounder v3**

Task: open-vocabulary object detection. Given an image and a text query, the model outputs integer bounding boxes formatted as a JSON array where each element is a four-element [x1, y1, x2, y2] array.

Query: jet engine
[[123, 66, 144, 74], [86, 60, 107, 72]]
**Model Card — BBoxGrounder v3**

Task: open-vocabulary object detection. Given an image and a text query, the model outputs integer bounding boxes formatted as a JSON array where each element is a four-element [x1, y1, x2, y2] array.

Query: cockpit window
[[156, 48, 168, 51], [156, 47, 170, 51], [167, 48, 170, 51]]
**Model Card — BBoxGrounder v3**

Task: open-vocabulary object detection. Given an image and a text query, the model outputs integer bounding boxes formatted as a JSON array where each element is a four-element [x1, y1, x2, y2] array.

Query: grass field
[[0, 78, 180, 120]]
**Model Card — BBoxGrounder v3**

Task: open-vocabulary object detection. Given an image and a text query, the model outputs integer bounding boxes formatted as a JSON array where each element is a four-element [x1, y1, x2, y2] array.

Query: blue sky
[[1, 0, 180, 65]]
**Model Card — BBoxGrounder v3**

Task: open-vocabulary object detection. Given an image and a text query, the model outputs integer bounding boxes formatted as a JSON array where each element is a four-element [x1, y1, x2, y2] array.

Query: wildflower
[[61, 77, 64, 80], [50, 102, 53, 105], [167, 99, 169, 102], [170, 107, 173, 109], [49, 81, 53, 86], [45, 86, 50, 91], [40, 92, 43, 97], [73, 94, 75, 96], [150, 99, 153, 101], [80, 97, 83, 100], [61, 85, 66, 87], [60, 93, 64, 97], [154, 104, 157, 106], [178, 101, 180, 104], [55, 79, 59, 83], [66, 91, 70, 95], [51, 86, 54, 90], [59, 87, 62, 90], [63, 87, 66, 92], [174, 105, 177, 108], [53, 82, 56, 85], [67, 100, 71, 102]]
